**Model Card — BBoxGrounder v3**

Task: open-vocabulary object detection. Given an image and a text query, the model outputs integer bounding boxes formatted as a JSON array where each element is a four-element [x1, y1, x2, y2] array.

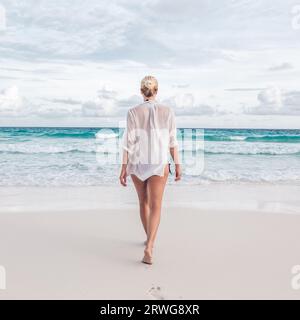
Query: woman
[[119, 75, 181, 265]]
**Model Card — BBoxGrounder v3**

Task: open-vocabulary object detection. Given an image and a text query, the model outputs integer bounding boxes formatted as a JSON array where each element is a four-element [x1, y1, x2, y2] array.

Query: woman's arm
[[170, 146, 182, 181], [119, 150, 128, 186], [119, 109, 134, 186], [169, 109, 181, 181]]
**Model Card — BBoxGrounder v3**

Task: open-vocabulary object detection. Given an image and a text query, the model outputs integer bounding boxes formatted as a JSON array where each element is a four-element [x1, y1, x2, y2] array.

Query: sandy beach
[[0, 183, 300, 300]]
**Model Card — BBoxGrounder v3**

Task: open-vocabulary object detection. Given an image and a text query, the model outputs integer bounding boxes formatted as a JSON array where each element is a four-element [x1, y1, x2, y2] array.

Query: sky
[[0, 0, 300, 128]]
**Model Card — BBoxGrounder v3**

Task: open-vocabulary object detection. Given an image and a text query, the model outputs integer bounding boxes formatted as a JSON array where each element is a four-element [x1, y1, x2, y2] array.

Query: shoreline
[[1, 183, 299, 215]]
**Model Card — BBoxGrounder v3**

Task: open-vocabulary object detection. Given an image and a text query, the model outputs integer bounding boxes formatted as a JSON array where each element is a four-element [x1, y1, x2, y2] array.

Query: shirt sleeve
[[122, 109, 136, 154], [169, 108, 178, 148]]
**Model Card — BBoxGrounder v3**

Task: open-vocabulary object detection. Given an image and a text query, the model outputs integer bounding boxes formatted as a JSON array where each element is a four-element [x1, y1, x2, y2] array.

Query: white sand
[[0, 183, 300, 299]]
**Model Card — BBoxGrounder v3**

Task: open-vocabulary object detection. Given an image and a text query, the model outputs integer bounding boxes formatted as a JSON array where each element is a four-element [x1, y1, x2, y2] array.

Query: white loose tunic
[[122, 99, 178, 181]]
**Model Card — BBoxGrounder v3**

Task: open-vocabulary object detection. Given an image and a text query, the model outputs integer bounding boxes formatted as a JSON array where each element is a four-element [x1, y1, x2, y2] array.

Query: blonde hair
[[140, 75, 158, 98]]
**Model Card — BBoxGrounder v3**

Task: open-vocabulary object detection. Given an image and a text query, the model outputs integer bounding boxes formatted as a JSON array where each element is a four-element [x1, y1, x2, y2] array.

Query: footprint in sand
[[148, 286, 165, 300]]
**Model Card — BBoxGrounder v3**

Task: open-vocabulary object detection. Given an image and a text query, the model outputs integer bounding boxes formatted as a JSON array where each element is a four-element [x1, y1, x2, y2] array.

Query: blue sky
[[0, 0, 300, 128]]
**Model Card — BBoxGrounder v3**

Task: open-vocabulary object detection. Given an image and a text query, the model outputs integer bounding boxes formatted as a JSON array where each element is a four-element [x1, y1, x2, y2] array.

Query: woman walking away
[[119, 75, 181, 265]]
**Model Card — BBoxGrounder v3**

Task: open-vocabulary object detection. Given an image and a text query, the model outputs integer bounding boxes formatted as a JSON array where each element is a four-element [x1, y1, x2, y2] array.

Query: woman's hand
[[119, 165, 127, 186], [175, 164, 182, 181]]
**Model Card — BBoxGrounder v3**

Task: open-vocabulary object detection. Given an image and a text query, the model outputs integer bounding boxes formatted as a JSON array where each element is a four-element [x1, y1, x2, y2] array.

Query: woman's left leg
[[143, 164, 169, 264]]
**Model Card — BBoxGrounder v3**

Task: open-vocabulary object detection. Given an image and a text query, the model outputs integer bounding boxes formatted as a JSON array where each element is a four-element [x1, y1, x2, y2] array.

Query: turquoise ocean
[[0, 127, 300, 186]]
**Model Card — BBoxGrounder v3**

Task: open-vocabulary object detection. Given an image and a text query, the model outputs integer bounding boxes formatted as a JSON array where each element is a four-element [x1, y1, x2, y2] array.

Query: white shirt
[[122, 99, 178, 181]]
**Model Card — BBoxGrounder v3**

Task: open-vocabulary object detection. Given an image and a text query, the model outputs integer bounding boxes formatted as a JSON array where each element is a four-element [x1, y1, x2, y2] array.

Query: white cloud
[[0, 0, 135, 59], [268, 62, 294, 72], [0, 86, 25, 115], [1, 0, 298, 66], [283, 91, 300, 115], [162, 93, 216, 116], [245, 87, 300, 115], [82, 87, 119, 117], [0, 85, 83, 118], [81, 86, 141, 117], [258, 87, 282, 108]]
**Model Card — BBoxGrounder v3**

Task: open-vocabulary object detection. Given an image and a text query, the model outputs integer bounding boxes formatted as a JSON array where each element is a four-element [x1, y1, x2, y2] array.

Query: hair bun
[[145, 80, 152, 87], [140, 75, 158, 98]]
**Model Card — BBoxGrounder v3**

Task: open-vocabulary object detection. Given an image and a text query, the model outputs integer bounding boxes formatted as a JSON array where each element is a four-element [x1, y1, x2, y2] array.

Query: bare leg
[[143, 164, 169, 263], [131, 174, 150, 239]]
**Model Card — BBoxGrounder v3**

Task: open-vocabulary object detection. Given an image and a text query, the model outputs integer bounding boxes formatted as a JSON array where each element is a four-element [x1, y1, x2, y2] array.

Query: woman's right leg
[[144, 164, 169, 263], [131, 174, 150, 240]]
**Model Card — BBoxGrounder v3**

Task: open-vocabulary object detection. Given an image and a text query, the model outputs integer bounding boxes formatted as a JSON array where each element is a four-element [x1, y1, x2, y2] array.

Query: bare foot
[[142, 247, 153, 265]]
